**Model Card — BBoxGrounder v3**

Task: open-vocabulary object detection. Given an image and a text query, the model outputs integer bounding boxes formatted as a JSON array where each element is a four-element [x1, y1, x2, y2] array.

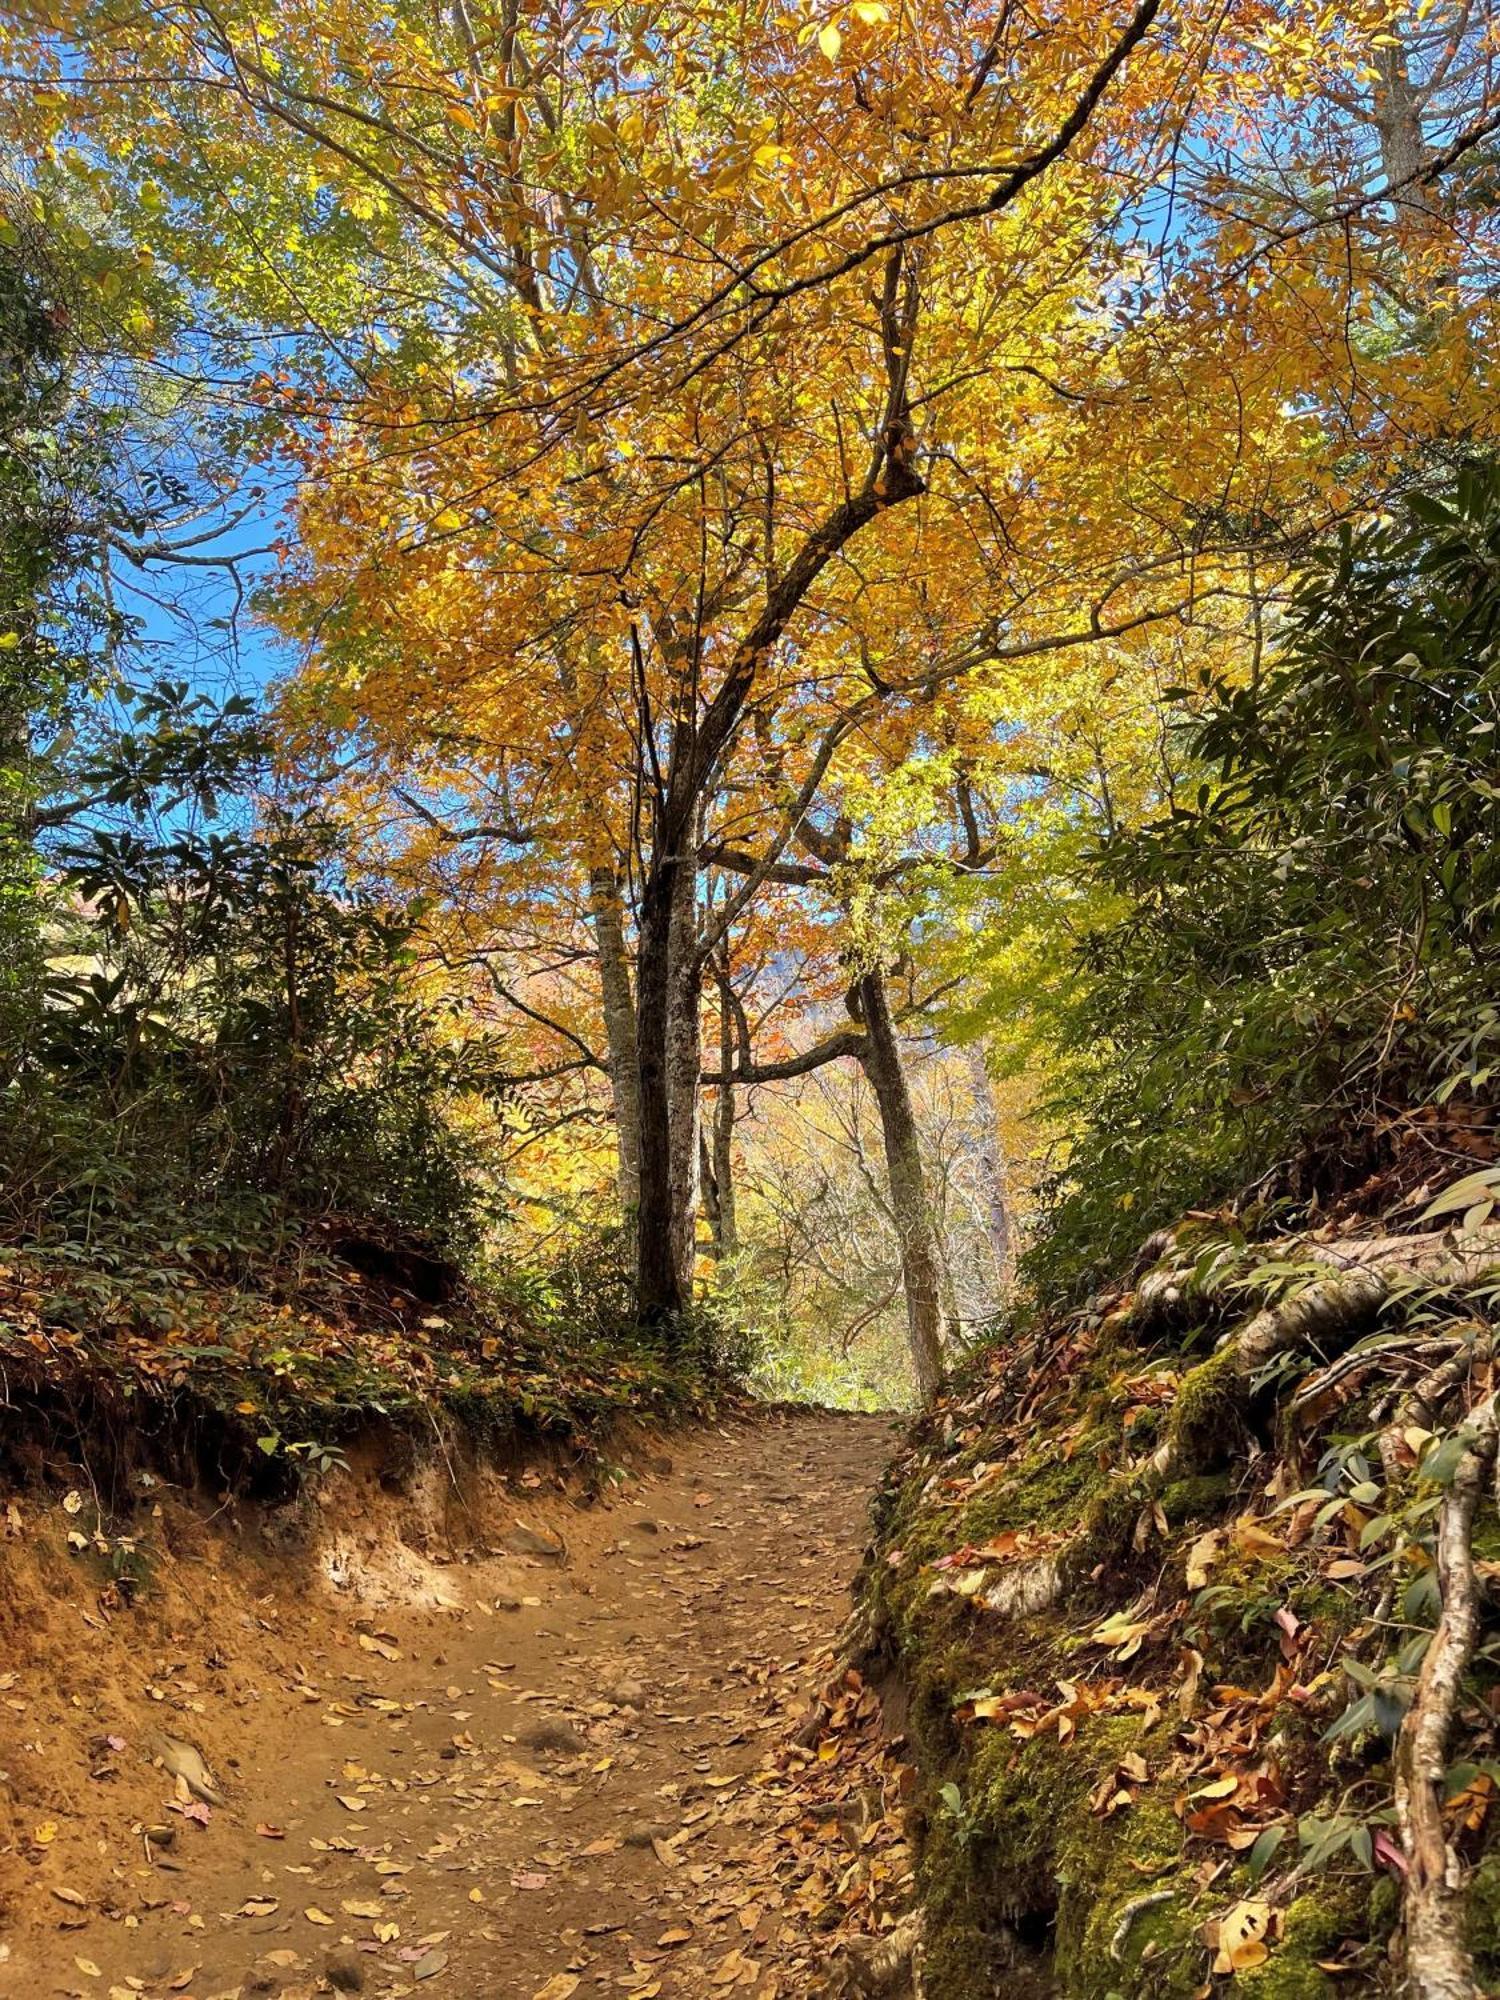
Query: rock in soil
[[517, 1717, 582, 1755], [325, 1947, 365, 1992], [503, 1522, 566, 1561]]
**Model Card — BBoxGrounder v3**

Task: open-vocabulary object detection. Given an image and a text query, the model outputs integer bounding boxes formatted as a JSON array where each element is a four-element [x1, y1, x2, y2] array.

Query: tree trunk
[[635, 848, 701, 1319], [1373, 36, 1428, 192], [664, 852, 701, 1296], [713, 975, 738, 1261], [589, 867, 641, 1228], [853, 967, 946, 1404], [635, 859, 680, 1320], [964, 1043, 1015, 1298], [700, 1126, 722, 1258]]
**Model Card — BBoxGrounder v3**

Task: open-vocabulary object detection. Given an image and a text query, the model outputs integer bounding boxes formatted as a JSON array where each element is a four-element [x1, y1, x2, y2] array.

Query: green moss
[[950, 1436, 1118, 1550], [918, 1812, 1019, 2000], [1059, 1792, 1200, 1999], [869, 1310, 1410, 2000], [1158, 1471, 1233, 1524], [1470, 1510, 1500, 1567], [1166, 1342, 1247, 1470], [1466, 1849, 1500, 1982], [921, 1717, 1209, 1999], [1284, 1577, 1364, 1634], [1239, 1884, 1373, 2000]]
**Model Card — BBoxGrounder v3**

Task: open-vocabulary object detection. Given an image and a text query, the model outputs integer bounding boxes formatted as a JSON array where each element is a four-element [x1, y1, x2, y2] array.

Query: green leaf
[[1419, 1167, 1500, 1223], [1247, 1823, 1285, 1882]]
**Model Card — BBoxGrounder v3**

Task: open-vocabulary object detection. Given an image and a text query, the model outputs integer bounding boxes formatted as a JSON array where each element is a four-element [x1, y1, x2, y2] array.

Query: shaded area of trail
[[19, 1409, 896, 2000]]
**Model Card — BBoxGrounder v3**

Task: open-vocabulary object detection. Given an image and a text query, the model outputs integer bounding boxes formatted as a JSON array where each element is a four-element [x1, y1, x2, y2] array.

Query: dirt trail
[[9, 1409, 896, 2000]]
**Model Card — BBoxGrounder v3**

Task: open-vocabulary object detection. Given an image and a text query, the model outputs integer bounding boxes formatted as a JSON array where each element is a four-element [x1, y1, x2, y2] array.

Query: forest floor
[[3, 1408, 906, 2000]]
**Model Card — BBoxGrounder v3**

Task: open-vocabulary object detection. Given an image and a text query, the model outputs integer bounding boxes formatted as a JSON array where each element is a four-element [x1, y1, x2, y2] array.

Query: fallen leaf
[[531, 1979, 580, 2000], [1213, 1898, 1271, 1975], [1185, 1529, 1224, 1589]]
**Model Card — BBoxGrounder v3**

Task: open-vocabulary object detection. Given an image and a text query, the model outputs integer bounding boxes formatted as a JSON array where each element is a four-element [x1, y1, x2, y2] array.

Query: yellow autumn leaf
[[1213, 1898, 1272, 1975], [1185, 1528, 1224, 1589]]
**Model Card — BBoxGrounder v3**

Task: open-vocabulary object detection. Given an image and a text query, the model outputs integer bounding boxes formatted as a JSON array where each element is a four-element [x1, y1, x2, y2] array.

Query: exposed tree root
[[1395, 1397, 1497, 2000], [833, 1912, 925, 1997], [1377, 1337, 1497, 1485], [1148, 1228, 1500, 1481], [1130, 1247, 1233, 1330], [1295, 1333, 1458, 1426]]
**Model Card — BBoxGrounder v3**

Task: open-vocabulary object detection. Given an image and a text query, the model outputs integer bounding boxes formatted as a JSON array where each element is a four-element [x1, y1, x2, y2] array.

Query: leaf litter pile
[[2, 1408, 915, 1999]]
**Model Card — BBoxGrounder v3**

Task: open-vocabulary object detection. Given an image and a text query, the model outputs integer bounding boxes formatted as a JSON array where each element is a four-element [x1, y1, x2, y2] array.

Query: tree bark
[[853, 967, 946, 1404], [700, 1125, 721, 1258], [635, 857, 680, 1320], [636, 845, 701, 1320], [588, 866, 641, 1227], [1395, 1398, 1496, 2000], [964, 1043, 1015, 1297], [664, 851, 701, 1296], [713, 987, 738, 1262], [1373, 35, 1429, 192]]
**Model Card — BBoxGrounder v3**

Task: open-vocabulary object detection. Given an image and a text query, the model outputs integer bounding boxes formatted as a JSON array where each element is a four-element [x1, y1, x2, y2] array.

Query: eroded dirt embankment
[[0, 1408, 903, 2000]]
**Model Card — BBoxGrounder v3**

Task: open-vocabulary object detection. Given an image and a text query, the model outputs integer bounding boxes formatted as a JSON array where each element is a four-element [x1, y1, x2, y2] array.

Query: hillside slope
[[857, 1216, 1500, 1998]]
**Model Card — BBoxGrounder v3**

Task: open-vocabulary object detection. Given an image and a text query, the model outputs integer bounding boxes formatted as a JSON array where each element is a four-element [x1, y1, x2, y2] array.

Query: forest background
[[1, 0, 1498, 1426]]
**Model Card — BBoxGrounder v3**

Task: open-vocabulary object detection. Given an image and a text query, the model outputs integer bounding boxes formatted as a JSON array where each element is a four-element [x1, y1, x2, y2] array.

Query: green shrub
[[1030, 462, 1500, 1296]]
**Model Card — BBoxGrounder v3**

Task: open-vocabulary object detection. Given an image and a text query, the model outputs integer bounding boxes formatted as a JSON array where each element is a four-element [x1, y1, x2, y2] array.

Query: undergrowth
[[0, 1219, 739, 1507]]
